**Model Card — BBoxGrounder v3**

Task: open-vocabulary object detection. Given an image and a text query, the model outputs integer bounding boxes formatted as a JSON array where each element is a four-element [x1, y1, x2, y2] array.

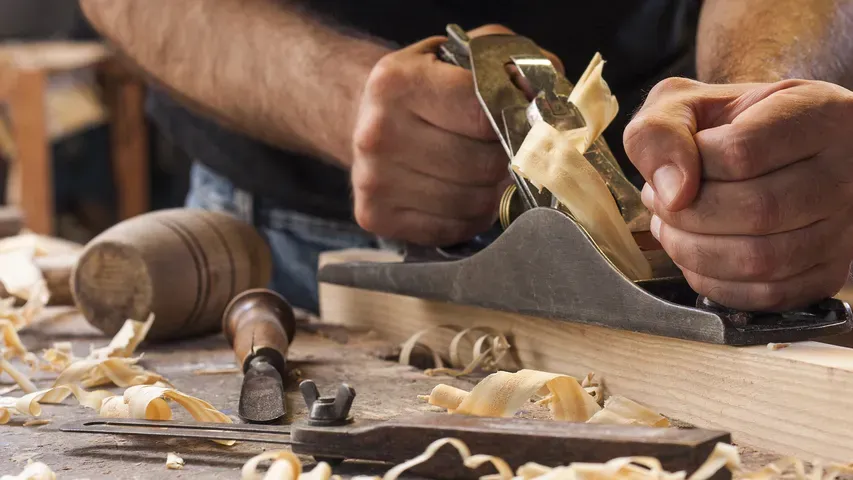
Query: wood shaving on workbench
[[241, 437, 853, 480], [166, 452, 185, 470], [420, 369, 669, 427], [398, 325, 512, 377], [0, 383, 111, 424], [0, 233, 77, 310], [42, 314, 168, 391], [241, 450, 334, 480], [0, 281, 49, 331], [0, 460, 57, 480], [510, 52, 651, 281], [99, 384, 234, 445]]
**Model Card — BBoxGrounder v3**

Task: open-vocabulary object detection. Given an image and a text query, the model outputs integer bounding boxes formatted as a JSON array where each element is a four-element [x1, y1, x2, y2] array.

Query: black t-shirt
[[147, 0, 701, 221]]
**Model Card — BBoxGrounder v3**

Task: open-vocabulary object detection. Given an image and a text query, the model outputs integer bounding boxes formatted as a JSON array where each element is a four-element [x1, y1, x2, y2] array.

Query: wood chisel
[[60, 381, 732, 480], [223, 288, 296, 424]]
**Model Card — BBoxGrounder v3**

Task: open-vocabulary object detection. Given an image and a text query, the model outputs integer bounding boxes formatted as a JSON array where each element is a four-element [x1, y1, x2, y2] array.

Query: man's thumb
[[623, 99, 701, 211]]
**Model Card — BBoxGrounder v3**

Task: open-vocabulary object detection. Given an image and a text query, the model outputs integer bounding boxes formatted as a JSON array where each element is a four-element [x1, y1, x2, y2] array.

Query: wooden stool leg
[[106, 75, 149, 220], [8, 69, 53, 235]]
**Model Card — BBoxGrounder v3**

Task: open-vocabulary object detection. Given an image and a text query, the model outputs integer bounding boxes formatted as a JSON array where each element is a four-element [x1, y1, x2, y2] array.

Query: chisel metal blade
[[239, 356, 286, 424]]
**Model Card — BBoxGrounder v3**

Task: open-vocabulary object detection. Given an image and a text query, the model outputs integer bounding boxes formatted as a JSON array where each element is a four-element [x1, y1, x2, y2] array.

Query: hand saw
[[317, 25, 853, 346]]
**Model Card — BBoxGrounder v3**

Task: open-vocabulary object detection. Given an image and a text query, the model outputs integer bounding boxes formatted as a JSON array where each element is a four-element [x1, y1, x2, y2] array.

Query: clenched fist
[[624, 77, 853, 311], [350, 25, 561, 247]]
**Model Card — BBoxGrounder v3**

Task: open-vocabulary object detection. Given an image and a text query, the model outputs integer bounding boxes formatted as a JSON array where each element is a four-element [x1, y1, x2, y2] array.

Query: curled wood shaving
[[581, 372, 603, 405], [567, 52, 619, 151], [39, 342, 75, 372], [399, 325, 461, 369], [424, 369, 601, 421], [98, 384, 234, 446], [0, 460, 57, 480], [767, 343, 790, 351], [0, 280, 49, 331], [0, 250, 45, 301], [587, 396, 670, 427], [383, 437, 513, 480], [241, 450, 335, 480], [0, 357, 36, 394], [0, 384, 112, 423], [51, 356, 170, 389], [166, 452, 185, 470], [399, 325, 512, 377], [423, 369, 667, 427], [512, 120, 651, 281], [88, 314, 155, 360], [511, 53, 651, 281], [238, 436, 853, 480], [45, 314, 166, 390], [0, 320, 28, 360]]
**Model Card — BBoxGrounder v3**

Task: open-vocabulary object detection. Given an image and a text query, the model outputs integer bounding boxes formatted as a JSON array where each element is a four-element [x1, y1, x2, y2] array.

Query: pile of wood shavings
[[0, 313, 232, 438], [240, 437, 853, 480], [420, 369, 669, 426], [398, 325, 512, 377]]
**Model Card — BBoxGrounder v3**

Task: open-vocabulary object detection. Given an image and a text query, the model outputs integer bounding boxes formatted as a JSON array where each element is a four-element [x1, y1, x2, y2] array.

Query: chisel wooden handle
[[223, 288, 296, 374]]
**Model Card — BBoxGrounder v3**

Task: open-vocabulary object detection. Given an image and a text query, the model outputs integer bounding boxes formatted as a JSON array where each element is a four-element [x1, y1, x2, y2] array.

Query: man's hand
[[351, 25, 557, 247], [624, 77, 853, 311]]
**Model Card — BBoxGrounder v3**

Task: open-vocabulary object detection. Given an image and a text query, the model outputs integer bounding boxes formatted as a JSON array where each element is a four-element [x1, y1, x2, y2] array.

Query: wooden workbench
[[0, 311, 781, 479]]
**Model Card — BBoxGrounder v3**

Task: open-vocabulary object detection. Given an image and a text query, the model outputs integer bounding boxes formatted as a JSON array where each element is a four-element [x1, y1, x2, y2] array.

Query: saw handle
[[222, 288, 296, 375]]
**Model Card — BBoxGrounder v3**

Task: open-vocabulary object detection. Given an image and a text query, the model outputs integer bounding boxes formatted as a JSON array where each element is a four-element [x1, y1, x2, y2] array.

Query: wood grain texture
[[318, 249, 853, 464], [72, 208, 272, 341]]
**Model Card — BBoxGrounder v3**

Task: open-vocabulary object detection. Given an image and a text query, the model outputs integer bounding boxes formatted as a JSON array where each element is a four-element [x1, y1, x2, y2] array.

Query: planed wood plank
[[318, 248, 853, 464]]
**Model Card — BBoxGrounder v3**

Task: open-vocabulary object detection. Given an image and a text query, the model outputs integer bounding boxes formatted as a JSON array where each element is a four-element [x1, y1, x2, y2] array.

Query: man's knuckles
[[736, 187, 783, 235], [696, 127, 763, 181], [644, 77, 701, 103], [364, 54, 415, 99]]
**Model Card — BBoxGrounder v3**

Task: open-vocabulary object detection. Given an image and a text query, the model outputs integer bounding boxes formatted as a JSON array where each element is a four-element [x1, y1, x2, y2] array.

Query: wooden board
[[318, 249, 853, 464]]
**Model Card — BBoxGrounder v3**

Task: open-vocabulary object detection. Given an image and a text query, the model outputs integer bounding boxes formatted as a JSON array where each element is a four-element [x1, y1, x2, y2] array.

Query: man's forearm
[[697, 0, 853, 86], [80, 0, 390, 167]]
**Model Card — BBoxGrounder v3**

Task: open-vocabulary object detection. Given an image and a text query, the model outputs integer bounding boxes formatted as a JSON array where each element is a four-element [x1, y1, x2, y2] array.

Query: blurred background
[[0, 0, 190, 243]]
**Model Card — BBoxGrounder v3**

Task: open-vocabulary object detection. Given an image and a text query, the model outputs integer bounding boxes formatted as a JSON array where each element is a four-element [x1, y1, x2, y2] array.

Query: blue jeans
[[184, 162, 396, 313]]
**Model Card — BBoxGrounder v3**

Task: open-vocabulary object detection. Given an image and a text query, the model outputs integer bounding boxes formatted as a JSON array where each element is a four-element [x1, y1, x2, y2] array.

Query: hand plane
[[317, 25, 852, 346], [60, 381, 732, 480]]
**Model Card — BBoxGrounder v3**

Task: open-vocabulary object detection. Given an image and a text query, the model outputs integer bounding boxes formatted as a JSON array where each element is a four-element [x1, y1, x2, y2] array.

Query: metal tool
[[223, 288, 297, 423], [316, 25, 853, 346], [61, 381, 732, 480]]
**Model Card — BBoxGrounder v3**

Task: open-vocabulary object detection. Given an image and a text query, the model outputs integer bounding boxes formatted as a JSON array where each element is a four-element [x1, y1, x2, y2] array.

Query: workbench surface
[[2, 311, 780, 479]]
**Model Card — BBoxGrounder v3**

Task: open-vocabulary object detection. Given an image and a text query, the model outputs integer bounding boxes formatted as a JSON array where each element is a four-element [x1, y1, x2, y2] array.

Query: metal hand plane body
[[319, 25, 852, 346]]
